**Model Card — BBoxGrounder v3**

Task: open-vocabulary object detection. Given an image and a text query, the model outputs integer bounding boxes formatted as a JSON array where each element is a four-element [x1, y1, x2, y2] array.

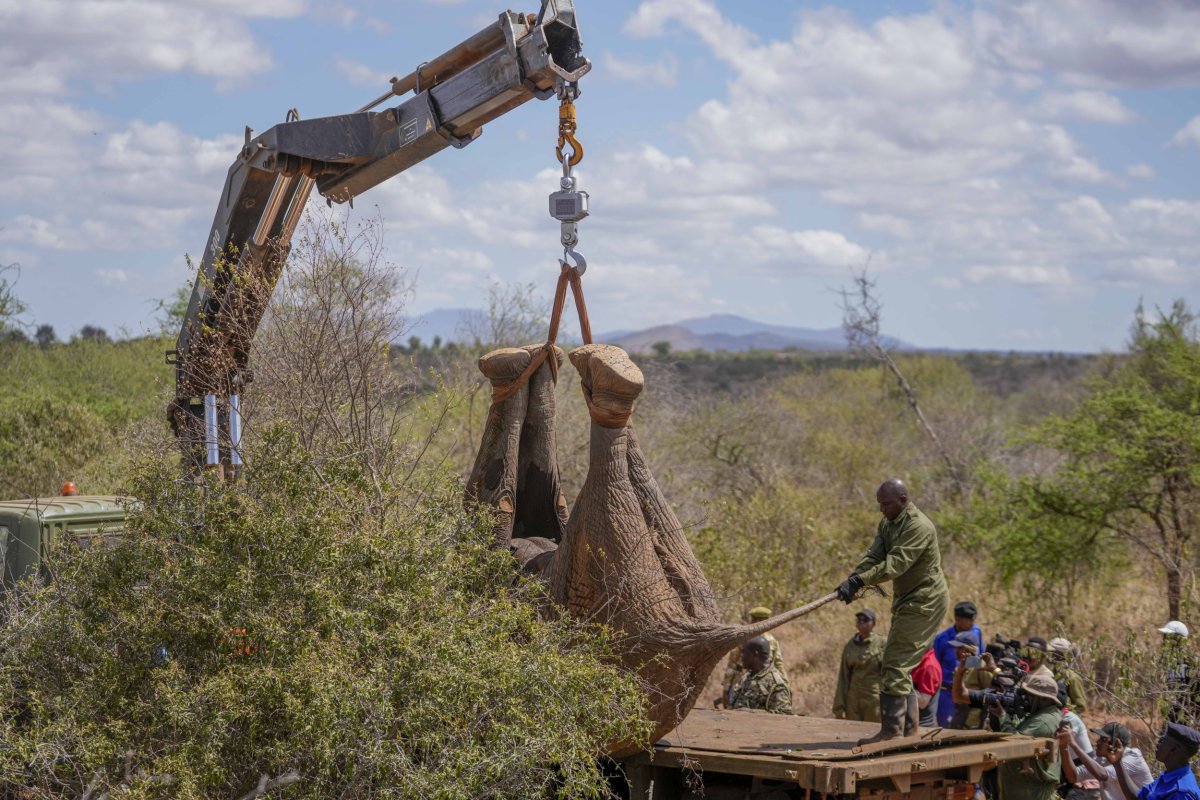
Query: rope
[[490, 263, 592, 405], [581, 387, 632, 429]]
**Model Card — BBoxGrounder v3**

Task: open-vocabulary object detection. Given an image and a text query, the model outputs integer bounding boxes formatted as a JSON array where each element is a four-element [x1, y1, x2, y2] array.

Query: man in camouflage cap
[[731, 636, 793, 715], [716, 606, 786, 707]]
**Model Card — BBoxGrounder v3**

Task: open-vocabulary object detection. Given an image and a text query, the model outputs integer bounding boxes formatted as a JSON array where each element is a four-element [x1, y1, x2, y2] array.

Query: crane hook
[[561, 246, 587, 276]]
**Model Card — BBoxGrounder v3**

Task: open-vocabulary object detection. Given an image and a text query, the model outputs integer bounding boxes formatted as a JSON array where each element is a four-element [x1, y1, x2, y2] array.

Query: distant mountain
[[603, 314, 913, 354], [410, 309, 913, 352], [673, 313, 843, 342]]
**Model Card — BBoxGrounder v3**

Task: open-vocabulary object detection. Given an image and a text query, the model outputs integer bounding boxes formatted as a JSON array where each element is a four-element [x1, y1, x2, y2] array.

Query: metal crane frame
[[167, 1, 590, 477]]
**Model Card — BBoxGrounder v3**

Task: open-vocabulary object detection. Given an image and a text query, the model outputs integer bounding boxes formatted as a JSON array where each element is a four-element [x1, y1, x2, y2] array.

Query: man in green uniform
[[1048, 637, 1088, 712], [731, 637, 793, 715], [833, 609, 885, 721], [716, 606, 786, 708], [834, 478, 950, 743], [991, 670, 1063, 800]]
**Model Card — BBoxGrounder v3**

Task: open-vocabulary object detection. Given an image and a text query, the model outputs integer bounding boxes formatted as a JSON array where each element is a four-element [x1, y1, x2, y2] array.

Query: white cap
[[1159, 620, 1190, 638], [1048, 637, 1072, 654]]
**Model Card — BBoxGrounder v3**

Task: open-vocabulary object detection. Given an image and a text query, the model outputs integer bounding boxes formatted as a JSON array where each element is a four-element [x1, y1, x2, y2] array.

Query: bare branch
[[236, 770, 302, 800], [839, 267, 969, 498]]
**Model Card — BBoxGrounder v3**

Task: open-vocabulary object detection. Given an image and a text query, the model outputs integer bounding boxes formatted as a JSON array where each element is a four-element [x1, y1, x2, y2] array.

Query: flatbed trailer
[[622, 709, 1053, 800]]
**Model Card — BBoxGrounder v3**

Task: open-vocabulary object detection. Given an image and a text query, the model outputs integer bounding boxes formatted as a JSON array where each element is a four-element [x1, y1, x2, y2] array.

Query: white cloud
[[0, 1, 299, 94], [1034, 90, 1134, 123], [1129, 256, 1188, 283], [629, 0, 1109, 215], [0, 104, 240, 252], [1169, 115, 1200, 149], [602, 51, 679, 87], [966, 265, 1072, 285], [973, 0, 1200, 88], [742, 226, 872, 271], [96, 268, 130, 287], [334, 58, 392, 87], [0, 215, 70, 249], [370, 167, 461, 232], [1126, 163, 1154, 179], [1124, 198, 1200, 239], [625, 0, 756, 58], [1056, 195, 1115, 239], [858, 213, 913, 239], [419, 248, 494, 276]]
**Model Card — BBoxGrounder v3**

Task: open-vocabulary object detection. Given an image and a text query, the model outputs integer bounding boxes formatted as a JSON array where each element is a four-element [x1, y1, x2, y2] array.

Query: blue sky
[[1, 0, 1198, 351]]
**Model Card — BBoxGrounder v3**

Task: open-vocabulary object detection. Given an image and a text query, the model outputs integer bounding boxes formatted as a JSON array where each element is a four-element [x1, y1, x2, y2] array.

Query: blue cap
[[950, 632, 979, 651], [1166, 722, 1200, 755]]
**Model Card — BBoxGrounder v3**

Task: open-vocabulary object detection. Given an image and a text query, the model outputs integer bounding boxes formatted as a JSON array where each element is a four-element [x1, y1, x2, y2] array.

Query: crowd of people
[[713, 478, 1200, 800]]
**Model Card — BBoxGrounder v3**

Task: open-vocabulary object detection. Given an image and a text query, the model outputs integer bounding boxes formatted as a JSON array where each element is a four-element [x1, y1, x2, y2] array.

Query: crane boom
[[167, 1, 590, 475]]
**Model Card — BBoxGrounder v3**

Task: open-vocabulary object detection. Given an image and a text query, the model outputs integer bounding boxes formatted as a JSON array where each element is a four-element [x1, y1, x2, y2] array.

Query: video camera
[[981, 683, 1026, 715], [981, 659, 1028, 716]]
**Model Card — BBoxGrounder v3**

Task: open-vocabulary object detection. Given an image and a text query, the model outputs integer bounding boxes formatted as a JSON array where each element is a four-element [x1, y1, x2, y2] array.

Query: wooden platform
[[624, 709, 1053, 797]]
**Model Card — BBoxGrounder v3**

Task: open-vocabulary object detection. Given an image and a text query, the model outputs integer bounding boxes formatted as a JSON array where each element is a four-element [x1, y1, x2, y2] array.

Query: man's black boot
[[903, 693, 919, 736], [857, 693, 906, 746]]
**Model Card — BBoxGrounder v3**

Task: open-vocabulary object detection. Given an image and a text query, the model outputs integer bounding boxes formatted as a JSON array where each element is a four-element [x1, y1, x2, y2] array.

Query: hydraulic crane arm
[[167, 1, 590, 474]]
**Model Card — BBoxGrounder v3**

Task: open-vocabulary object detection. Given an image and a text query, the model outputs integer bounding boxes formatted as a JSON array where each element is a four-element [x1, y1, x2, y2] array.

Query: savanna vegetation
[[0, 216, 1196, 794]]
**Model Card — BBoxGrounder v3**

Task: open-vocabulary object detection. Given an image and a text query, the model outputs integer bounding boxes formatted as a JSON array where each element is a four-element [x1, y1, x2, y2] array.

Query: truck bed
[[622, 709, 1052, 799]]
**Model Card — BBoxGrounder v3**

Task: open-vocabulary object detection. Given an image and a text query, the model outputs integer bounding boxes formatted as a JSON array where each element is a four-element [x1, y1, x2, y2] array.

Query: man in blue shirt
[[932, 600, 982, 727], [1108, 722, 1200, 800]]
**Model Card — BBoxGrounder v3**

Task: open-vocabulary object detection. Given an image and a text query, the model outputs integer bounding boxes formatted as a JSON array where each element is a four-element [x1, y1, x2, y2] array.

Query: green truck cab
[[0, 496, 127, 590]]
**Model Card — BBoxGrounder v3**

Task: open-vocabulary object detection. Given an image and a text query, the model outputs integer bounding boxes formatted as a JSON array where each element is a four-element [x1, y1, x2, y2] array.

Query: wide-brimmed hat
[[1021, 671, 1062, 704]]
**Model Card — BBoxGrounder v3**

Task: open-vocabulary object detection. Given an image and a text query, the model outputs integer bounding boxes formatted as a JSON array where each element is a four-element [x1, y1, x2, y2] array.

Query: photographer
[[991, 671, 1063, 800], [933, 600, 983, 727], [949, 633, 998, 729], [953, 654, 1025, 727], [1058, 722, 1152, 800]]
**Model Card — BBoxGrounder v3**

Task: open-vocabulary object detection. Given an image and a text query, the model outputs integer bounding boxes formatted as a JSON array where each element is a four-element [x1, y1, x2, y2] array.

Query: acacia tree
[[1004, 301, 1200, 619]]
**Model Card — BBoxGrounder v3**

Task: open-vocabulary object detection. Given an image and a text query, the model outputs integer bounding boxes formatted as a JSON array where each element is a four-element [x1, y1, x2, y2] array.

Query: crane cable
[[490, 83, 595, 404]]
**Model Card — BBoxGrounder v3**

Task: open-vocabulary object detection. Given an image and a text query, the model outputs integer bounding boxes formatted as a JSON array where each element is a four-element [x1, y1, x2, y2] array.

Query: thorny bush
[[0, 428, 649, 799]]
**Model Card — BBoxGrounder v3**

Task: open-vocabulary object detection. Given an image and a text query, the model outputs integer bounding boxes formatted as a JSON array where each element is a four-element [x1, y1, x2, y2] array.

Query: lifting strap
[[491, 262, 592, 404]]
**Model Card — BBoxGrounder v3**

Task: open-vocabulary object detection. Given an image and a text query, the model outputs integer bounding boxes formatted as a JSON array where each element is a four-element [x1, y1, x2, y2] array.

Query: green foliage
[[0, 395, 110, 498], [0, 430, 648, 799], [0, 337, 168, 430], [691, 482, 867, 611], [155, 282, 192, 337], [985, 300, 1200, 618], [0, 337, 170, 495]]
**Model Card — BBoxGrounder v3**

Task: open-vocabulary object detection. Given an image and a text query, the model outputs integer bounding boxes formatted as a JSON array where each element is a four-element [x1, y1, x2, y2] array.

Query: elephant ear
[[464, 344, 568, 552]]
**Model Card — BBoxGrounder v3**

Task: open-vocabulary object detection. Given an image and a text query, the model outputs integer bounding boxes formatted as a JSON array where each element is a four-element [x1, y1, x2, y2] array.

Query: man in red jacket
[[912, 647, 942, 728]]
